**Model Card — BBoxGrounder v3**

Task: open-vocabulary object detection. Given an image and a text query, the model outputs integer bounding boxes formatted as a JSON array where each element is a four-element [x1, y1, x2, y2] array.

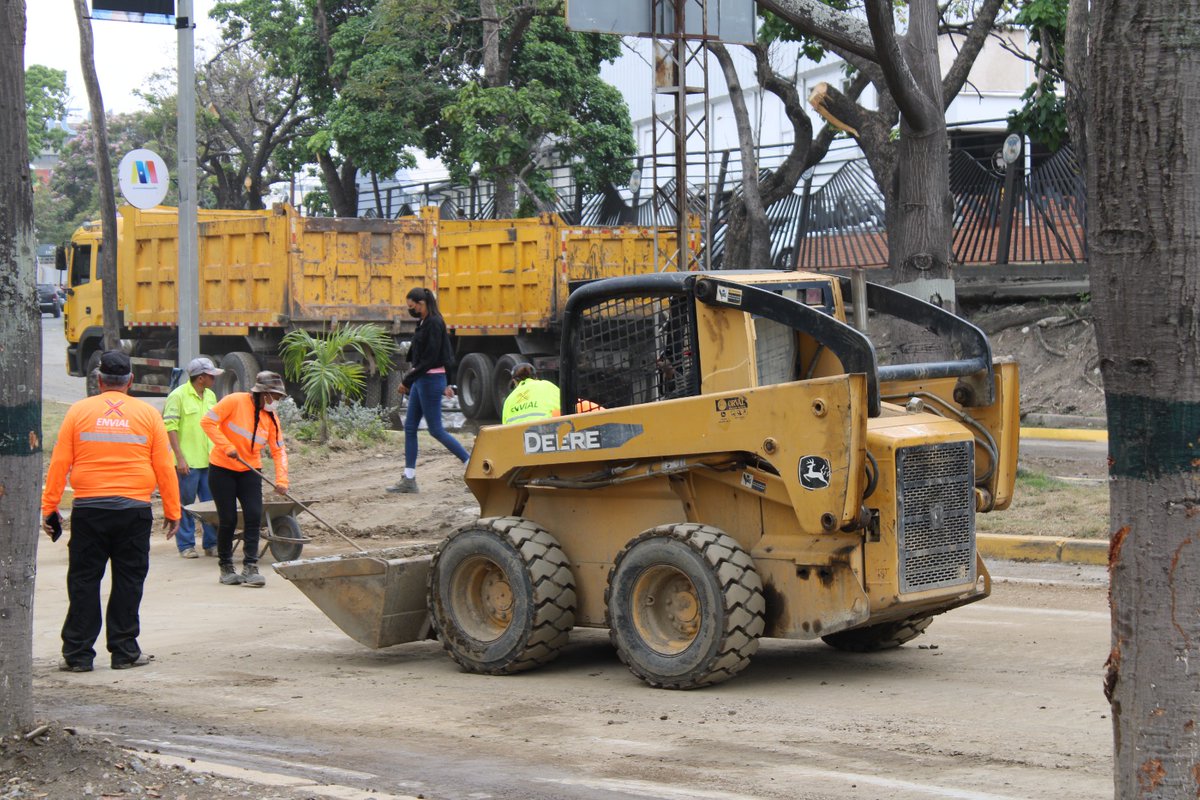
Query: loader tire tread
[[430, 516, 576, 675], [820, 615, 933, 653], [606, 523, 764, 690]]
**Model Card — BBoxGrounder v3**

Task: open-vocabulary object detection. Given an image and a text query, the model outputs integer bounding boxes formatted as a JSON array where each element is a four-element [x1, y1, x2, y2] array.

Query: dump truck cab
[[59, 219, 107, 378]]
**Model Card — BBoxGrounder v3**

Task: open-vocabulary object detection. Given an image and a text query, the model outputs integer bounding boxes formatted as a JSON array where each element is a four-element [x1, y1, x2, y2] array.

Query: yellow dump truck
[[276, 268, 1019, 689], [59, 205, 683, 416]]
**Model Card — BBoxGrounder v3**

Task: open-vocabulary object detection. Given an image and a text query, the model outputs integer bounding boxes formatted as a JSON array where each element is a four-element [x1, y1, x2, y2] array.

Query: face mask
[[265, 400, 279, 413], [408, 307, 422, 318]]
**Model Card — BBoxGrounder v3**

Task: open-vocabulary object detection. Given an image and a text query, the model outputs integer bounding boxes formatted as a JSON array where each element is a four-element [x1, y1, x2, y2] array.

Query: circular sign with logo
[[117, 148, 170, 209]]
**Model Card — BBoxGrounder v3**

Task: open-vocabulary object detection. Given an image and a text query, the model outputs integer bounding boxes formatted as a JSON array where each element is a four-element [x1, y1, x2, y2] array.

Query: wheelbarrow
[[184, 499, 312, 563]]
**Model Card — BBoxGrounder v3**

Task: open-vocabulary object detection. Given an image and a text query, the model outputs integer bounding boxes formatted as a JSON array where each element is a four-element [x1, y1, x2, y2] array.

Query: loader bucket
[[273, 548, 434, 649]]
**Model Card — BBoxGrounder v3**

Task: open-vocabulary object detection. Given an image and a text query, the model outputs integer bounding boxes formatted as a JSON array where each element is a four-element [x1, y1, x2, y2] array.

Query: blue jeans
[[177, 467, 217, 551], [405, 373, 470, 469]]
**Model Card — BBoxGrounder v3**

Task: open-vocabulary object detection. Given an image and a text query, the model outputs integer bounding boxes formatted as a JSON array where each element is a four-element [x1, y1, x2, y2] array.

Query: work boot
[[240, 564, 266, 588], [180, 547, 198, 559], [386, 476, 419, 494], [112, 653, 153, 670], [58, 658, 93, 673], [219, 564, 243, 585], [204, 547, 217, 557]]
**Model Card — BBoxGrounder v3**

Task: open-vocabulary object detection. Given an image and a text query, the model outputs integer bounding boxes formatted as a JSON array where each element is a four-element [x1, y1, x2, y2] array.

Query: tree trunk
[[74, 0, 120, 348], [710, 43, 771, 269], [887, 0, 954, 310], [0, 0, 43, 738], [1086, 1, 1200, 795], [316, 150, 358, 217]]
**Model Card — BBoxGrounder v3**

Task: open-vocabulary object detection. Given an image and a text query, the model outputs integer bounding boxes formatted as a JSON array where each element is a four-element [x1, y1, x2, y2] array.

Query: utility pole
[[176, 0, 199, 365]]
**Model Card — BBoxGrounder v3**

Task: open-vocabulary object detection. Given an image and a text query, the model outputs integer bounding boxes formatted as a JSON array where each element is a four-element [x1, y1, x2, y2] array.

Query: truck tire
[[606, 523, 765, 689], [362, 373, 383, 408], [216, 351, 259, 397], [429, 516, 576, 675], [820, 615, 933, 653], [84, 349, 102, 397], [456, 353, 495, 420], [267, 515, 305, 563], [491, 353, 526, 417]]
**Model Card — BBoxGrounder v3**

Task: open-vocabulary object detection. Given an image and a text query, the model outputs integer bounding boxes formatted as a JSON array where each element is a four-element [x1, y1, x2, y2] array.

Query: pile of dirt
[[967, 301, 1104, 419], [0, 725, 266, 800]]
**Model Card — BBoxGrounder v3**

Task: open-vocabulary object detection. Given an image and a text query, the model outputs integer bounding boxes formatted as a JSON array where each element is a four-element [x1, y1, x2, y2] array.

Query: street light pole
[[176, 0, 199, 366]]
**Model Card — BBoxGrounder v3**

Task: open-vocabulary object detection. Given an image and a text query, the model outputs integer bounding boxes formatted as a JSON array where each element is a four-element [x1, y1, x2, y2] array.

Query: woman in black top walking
[[388, 287, 470, 494]]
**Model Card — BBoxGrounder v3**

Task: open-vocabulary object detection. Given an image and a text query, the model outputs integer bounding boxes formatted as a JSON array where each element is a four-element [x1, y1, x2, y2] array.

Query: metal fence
[[356, 122, 1086, 270]]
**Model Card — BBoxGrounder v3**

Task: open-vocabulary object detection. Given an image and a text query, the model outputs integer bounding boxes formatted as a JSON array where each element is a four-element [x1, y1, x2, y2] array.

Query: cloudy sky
[[25, 1, 221, 116]]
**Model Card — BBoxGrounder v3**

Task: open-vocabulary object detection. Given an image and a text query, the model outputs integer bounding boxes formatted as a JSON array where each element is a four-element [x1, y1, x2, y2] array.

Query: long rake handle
[[234, 454, 367, 553]]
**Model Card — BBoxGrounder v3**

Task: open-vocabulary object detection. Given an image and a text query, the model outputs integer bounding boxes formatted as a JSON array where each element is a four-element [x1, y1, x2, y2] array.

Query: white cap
[[186, 357, 225, 377]]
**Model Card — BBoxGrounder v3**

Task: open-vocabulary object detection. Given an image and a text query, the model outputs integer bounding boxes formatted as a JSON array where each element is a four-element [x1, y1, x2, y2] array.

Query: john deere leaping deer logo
[[798, 455, 831, 490]]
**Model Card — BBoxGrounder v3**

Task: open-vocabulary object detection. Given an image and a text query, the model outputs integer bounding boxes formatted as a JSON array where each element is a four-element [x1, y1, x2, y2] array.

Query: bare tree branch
[[756, 0, 878, 62], [941, 0, 1005, 107], [864, 0, 935, 128]]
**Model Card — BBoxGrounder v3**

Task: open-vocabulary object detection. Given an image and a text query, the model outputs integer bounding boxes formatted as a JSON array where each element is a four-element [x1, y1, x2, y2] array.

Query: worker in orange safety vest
[[42, 350, 181, 672], [201, 370, 290, 587]]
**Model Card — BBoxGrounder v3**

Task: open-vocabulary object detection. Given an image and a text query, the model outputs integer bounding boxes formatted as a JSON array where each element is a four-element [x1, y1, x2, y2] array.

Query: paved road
[[40, 315, 86, 404], [33, 539, 1112, 800]]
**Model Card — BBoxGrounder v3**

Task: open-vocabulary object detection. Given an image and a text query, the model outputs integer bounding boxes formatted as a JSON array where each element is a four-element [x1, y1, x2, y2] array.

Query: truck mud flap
[[274, 548, 434, 649]]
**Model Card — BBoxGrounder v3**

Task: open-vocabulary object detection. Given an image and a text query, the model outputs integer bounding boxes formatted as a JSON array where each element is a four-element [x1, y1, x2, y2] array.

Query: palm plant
[[280, 324, 397, 442]]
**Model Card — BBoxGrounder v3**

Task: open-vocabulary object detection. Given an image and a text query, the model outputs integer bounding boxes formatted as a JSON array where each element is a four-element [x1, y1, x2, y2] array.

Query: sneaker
[[386, 476, 419, 494], [241, 564, 266, 588], [219, 564, 244, 585], [204, 547, 217, 557], [112, 653, 153, 670], [180, 548, 199, 559], [58, 658, 93, 673]]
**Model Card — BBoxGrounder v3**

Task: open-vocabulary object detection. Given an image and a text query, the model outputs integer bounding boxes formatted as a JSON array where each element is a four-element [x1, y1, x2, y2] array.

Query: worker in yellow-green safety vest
[[502, 364, 560, 423]]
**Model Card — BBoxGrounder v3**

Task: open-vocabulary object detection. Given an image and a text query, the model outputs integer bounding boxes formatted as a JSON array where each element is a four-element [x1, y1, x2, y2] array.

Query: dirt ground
[[8, 306, 1111, 799]]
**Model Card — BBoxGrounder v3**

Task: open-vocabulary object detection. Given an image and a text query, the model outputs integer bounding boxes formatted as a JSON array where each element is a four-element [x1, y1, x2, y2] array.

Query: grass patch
[[977, 468, 1110, 540], [42, 401, 71, 462]]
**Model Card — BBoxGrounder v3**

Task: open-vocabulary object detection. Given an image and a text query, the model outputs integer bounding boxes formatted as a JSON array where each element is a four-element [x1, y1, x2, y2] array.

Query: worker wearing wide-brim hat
[[200, 371, 290, 588]]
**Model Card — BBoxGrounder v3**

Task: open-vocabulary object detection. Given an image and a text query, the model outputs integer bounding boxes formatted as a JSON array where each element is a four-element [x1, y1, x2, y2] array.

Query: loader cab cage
[[560, 272, 886, 415], [559, 274, 701, 413]]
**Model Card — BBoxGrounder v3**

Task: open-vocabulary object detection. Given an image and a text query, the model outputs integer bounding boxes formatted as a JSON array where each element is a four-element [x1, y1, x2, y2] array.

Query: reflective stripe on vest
[[80, 432, 149, 444]]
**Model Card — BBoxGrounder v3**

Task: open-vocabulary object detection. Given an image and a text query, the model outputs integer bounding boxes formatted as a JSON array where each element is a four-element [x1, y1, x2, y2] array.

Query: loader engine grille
[[572, 293, 699, 410], [896, 441, 976, 593]]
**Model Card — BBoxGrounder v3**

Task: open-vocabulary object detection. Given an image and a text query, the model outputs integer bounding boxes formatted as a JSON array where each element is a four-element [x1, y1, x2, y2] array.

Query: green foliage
[[1008, 0, 1069, 150], [25, 64, 68, 161], [280, 324, 397, 441]]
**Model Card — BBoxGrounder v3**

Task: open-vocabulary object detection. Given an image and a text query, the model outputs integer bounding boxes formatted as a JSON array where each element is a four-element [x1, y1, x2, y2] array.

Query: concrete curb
[[1020, 427, 1108, 442], [978, 533, 1108, 567]]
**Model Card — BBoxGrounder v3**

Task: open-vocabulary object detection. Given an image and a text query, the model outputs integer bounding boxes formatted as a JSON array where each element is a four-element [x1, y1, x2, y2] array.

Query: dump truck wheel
[[606, 524, 765, 689], [217, 351, 259, 397], [456, 353, 495, 420], [85, 350, 102, 397], [429, 517, 576, 674], [491, 353, 526, 416], [267, 515, 305, 563], [820, 615, 933, 653]]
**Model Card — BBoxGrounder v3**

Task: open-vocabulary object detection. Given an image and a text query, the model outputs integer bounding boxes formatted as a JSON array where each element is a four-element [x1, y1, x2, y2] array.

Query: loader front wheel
[[820, 615, 933, 653], [429, 517, 576, 674], [606, 524, 765, 689]]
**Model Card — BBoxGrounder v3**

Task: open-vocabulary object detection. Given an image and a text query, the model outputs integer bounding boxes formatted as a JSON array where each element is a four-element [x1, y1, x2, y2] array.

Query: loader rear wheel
[[429, 517, 576, 674], [820, 615, 933, 653], [456, 353, 495, 420], [606, 524, 765, 689], [216, 351, 259, 397]]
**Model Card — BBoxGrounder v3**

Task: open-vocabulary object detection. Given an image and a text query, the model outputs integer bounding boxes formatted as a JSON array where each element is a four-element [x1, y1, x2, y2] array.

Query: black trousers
[[208, 464, 263, 567], [63, 506, 152, 667]]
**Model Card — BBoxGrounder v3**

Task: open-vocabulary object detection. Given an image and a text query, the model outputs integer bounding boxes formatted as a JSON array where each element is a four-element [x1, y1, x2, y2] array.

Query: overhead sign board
[[118, 149, 170, 209], [566, 0, 756, 44], [92, 0, 175, 24]]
